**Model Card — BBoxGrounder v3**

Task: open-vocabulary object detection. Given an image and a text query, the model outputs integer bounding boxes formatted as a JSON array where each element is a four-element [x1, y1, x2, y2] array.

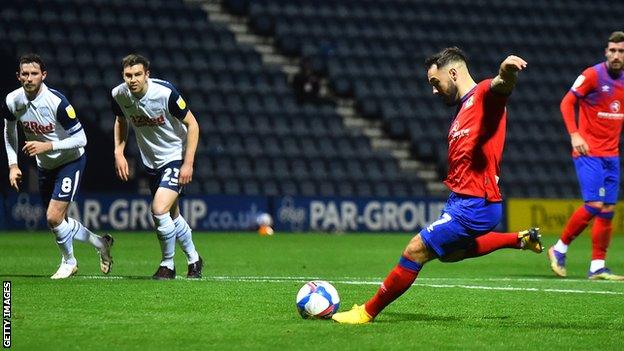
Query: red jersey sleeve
[[570, 68, 598, 98], [481, 79, 508, 125], [560, 91, 579, 134]]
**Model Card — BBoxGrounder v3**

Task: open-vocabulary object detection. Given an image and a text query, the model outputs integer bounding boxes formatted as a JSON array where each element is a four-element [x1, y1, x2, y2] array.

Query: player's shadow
[[0, 274, 52, 278], [381, 313, 513, 324]]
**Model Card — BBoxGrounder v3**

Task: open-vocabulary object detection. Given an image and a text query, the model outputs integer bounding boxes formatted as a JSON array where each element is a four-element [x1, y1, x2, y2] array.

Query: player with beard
[[332, 47, 541, 324], [111, 54, 203, 279], [548, 31, 624, 280], [3, 54, 113, 279]]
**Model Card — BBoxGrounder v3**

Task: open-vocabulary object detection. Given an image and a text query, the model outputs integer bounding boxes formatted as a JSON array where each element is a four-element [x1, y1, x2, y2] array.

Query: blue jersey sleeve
[[111, 95, 124, 117], [167, 88, 189, 120], [51, 90, 82, 135]]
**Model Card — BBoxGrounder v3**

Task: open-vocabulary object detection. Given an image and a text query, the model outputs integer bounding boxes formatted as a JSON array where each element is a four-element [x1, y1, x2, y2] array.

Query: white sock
[[52, 220, 76, 265], [154, 213, 176, 270], [173, 215, 199, 264], [590, 260, 605, 273], [67, 218, 104, 250], [553, 240, 568, 254]]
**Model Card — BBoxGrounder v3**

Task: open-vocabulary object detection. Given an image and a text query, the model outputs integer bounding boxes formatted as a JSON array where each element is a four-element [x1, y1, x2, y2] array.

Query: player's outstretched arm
[[490, 55, 527, 95], [179, 111, 199, 185], [113, 116, 130, 181]]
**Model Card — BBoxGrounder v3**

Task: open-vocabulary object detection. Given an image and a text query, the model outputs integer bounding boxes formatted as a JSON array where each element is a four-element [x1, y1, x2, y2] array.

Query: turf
[[1, 231, 623, 350]]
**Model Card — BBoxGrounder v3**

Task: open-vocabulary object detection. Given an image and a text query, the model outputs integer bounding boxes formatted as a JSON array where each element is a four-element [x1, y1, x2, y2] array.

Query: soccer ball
[[296, 281, 340, 319], [256, 213, 274, 236], [256, 213, 273, 227]]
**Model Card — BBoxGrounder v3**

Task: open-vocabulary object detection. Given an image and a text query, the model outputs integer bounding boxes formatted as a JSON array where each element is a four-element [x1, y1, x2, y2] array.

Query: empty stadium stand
[[2, 0, 623, 199]]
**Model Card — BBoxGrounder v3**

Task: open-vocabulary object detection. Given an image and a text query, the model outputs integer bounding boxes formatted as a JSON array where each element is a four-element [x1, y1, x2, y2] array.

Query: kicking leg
[[332, 233, 435, 324], [462, 228, 542, 259]]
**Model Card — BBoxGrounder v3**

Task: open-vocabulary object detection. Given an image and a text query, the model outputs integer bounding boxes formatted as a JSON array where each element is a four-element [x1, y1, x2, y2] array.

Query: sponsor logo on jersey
[[65, 105, 77, 119], [598, 101, 624, 119], [21, 121, 54, 134], [176, 96, 187, 110], [449, 121, 470, 141], [450, 128, 470, 140], [130, 115, 166, 127]]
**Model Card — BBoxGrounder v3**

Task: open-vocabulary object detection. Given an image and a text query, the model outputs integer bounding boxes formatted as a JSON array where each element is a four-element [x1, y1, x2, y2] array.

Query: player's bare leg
[[152, 188, 179, 279]]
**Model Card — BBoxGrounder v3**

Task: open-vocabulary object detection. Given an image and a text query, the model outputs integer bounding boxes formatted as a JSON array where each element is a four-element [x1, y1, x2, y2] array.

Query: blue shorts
[[144, 160, 184, 197], [37, 154, 86, 208], [574, 156, 619, 204], [420, 192, 502, 260]]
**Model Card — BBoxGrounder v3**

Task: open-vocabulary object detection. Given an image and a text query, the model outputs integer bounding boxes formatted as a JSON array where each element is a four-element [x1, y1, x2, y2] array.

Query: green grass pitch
[[1, 231, 623, 350]]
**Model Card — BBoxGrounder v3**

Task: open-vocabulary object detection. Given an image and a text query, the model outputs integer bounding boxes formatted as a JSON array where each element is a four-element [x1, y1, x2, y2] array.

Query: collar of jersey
[[460, 84, 477, 104], [129, 80, 151, 102]]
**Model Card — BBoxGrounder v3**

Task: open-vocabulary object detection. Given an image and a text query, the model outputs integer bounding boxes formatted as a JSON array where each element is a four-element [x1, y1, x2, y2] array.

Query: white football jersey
[[111, 78, 189, 169], [3, 83, 84, 169]]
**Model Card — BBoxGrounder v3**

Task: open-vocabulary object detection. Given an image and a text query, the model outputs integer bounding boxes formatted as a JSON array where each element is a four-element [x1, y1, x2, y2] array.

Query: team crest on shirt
[[145, 99, 163, 113], [35, 106, 53, 119], [610, 100, 621, 113], [463, 96, 474, 109], [602, 85, 611, 93], [65, 105, 77, 119]]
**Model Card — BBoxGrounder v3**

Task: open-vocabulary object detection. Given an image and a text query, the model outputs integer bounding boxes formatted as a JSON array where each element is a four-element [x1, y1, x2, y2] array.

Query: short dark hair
[[608, 31, 624, 43], [18, 53, 46, 72], [121, 54, 150, 71], [425, 47, 468, 69]]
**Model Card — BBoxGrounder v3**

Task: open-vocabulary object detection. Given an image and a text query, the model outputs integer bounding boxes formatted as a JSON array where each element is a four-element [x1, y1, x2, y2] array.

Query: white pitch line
[[212, 276, 623, 284], [77, 275, 624, 295]]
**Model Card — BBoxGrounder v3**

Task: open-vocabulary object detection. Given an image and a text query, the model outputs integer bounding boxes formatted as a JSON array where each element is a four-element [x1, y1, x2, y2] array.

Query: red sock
[[465, 232, 520, 258], [561, 205, 599, 245], [364, 256, 421, 317], [591, 215, 613, 260]]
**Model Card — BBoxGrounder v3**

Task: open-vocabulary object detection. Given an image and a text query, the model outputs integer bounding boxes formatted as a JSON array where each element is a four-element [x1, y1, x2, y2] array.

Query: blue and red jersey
[[565, 62, 624, 157], [445, 79, 508, 202]]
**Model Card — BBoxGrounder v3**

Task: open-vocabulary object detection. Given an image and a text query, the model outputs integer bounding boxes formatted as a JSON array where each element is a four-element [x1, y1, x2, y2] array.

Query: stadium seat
[[2, 0, 604, 199]]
